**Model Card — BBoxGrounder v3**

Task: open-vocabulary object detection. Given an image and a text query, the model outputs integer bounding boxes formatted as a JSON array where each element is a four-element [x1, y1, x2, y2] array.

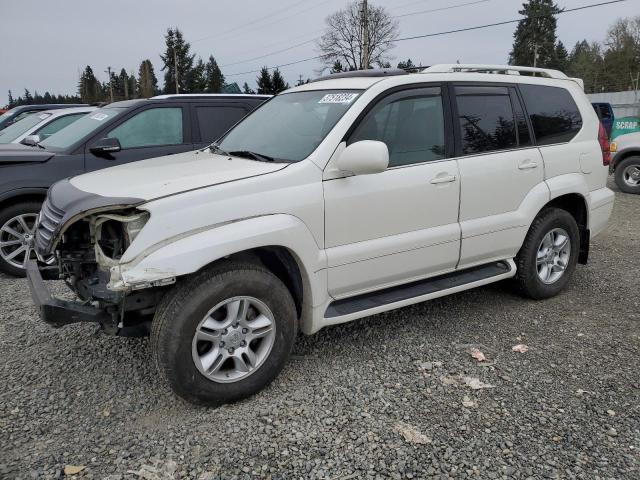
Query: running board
[[324, 260, 513, 319]]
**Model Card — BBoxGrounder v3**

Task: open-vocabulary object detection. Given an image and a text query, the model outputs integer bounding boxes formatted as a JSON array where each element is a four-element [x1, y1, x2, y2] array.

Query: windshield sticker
[[318, 93, 359, 104], [90, 112, 109, 121], [38, 113, 51, 120]]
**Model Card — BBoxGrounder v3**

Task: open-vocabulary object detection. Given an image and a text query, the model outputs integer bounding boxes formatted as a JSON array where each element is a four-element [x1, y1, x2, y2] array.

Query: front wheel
[[515, 208, 580, 300], [614, 156, 640, 194], [0, 201, 42, 277], [151, 260, 297, 406]]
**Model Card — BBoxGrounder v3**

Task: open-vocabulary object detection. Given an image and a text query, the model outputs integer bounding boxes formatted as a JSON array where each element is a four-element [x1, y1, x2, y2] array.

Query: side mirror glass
[[336, 140, 389, 176], [90, 137, 121, 155], [21, 134, 42, 146]]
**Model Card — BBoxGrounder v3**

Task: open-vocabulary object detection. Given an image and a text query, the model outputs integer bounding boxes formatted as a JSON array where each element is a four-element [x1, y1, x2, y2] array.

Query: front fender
[[109, 213, 328, 311]]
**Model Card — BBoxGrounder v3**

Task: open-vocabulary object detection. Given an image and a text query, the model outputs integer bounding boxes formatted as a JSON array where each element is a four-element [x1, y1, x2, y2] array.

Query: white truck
[[27, 65, 614, 405]]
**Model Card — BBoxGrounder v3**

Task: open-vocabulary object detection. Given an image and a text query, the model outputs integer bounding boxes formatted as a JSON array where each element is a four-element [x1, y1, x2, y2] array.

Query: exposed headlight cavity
[[92, 211, 149, 266]]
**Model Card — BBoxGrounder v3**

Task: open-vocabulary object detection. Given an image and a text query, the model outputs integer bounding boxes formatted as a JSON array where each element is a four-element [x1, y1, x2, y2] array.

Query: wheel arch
[[115, 214, 327, 334], [540, 193, 589, 264], [611, 148, 640, 171], [0, 188, 47, 212]]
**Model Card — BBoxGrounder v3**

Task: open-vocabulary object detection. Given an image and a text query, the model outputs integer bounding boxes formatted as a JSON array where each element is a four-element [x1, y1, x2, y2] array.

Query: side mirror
[[336, 140, 389, 175], [21, 134, 42, 146], [90, 137, 121, 155]]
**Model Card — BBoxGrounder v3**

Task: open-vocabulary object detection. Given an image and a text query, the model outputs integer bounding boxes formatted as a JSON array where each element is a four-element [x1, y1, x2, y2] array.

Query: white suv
[[27, 64, 614, 405]]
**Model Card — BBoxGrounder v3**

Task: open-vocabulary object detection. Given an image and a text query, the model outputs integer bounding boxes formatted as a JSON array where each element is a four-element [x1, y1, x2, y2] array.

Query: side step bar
[[325, 260, 514, 319]]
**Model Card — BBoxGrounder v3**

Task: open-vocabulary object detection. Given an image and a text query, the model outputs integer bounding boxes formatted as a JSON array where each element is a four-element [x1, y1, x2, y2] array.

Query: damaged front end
[[27, 179, 172, 336]]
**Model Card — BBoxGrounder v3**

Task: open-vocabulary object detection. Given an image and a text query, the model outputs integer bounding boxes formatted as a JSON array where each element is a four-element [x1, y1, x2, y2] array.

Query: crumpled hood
[[70, 149, 288, 201], [0, 143, 55, 165]]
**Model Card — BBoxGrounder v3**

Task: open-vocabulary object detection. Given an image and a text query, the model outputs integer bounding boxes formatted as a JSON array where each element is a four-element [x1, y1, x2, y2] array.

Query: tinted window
[[456, 88, 517, 155], [520, 85, 583, 145], [36, 113, 87, 139], [196, 106, 247, 143], [108, 107, 183, 148], [350, 88, 445, 167]]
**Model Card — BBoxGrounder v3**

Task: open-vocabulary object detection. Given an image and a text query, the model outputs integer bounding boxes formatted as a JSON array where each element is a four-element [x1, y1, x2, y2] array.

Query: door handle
[[518, 160, 538, 170], [430, 174, 457, 184]]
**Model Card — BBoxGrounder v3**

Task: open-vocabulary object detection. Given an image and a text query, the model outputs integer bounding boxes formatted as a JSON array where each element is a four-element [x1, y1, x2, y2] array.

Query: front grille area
[[35, 196, 65, 255]]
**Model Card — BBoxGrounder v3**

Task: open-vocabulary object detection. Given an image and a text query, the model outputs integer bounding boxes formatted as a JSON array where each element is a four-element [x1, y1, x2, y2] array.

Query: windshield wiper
[[207, 142, 230, 156], [229, 150, 276, 163]]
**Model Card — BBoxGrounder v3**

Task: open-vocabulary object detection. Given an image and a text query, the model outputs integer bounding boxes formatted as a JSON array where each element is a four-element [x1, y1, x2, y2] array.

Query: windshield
[[0, 112, 50, 144], [40, 107, 126, 151], [218, 90, 362, 162]]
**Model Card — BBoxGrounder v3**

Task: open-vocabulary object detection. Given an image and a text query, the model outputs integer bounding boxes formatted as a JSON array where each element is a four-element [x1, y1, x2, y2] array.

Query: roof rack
[[422, 64, 584, 89], [311, 68, 408, 83]]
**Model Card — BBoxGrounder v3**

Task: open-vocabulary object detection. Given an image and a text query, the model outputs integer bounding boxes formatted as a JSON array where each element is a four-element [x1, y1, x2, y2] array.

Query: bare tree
[[317, 1, 399, 71]]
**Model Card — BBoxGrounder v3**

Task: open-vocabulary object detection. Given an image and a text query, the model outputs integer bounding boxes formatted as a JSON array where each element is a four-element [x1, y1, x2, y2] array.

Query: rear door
[[190, 102, 254, 148], [453, 84, 544, 269], [84, 104, 192, 171]]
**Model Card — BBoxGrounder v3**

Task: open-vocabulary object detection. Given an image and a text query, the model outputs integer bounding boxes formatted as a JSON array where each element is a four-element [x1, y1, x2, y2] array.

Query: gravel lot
[[1, 179, 638, 480]]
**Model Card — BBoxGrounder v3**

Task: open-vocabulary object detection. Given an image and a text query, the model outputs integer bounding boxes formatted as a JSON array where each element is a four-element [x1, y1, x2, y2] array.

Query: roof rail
[[422, 64, 584, 89]]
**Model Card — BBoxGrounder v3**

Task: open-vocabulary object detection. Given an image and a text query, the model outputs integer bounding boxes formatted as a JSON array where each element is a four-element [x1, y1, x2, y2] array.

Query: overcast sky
[[0, 0, 634, 106]]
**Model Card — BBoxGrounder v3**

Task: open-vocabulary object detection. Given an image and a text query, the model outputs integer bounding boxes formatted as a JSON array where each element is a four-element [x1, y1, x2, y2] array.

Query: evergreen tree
[[553, 41, 569, 71], [7, 90, 14, 108], [566, 40, 604, 93], [187, 58, 207, 93], [330, 60, 344, 74], [242, 82, 255, 94], [256, 67, 273, 94], [271, 69, 289, 94], [137, 59, 158, 98], [397, 59, 416, 70], [77, 66, 103, 103], [23, 89, 33, 104], [205, 56, 225, 93], [509, 0, 562, 68], [160, 27, 195, 93]]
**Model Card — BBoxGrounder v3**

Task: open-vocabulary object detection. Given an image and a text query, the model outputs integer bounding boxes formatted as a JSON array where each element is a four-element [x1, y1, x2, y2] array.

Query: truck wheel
[[614, 156, 640, 194], [0, 201, 42, 277], [515, 208, 579, 300], [151, 260, 297, 406]]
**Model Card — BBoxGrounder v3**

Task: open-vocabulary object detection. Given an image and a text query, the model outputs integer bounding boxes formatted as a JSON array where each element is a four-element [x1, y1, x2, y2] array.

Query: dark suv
[[0, 94, 269, 276]]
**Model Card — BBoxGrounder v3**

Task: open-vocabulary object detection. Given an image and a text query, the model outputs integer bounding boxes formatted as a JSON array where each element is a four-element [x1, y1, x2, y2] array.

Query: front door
[[84, 105, 192, 172], [324, 86, 461, 299]]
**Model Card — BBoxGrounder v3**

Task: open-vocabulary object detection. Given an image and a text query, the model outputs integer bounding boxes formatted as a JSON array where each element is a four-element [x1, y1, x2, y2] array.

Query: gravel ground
[[1, 179, 638, 480]]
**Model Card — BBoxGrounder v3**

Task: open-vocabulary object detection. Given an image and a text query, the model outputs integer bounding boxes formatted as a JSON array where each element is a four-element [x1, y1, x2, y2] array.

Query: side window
[[36, 113, 86, 139], [519, 85, 583, 145], [107, 107, 183, 148], [455, 86, 517, 155], [195, 106, 247, 143], [350, 88, 446, 167]]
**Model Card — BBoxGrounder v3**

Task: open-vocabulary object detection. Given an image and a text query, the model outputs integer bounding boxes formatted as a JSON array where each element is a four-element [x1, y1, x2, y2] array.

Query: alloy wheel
[[0, 213, 38, 270], [536, 227, 571, 285], [622, 164, 640, 187], [192, 296, 276, 383]]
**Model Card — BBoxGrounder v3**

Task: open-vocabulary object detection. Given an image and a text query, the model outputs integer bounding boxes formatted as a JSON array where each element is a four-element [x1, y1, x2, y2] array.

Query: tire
[[515, 208, 580, 300], [151, 260, 297, 406], [0, 201, 42, 277], [614, 156, 640, 194]]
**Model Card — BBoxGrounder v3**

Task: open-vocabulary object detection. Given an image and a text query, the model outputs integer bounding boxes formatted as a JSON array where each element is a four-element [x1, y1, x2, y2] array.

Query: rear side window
[[350, 87, 446, 167], [455, 86, 517, 155], [520, 85, 583, 145], [196, 106, 248, 143]]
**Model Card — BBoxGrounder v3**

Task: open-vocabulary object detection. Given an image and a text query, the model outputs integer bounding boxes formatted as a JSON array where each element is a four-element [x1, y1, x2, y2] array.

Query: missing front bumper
[[25, 260, 115, 328]]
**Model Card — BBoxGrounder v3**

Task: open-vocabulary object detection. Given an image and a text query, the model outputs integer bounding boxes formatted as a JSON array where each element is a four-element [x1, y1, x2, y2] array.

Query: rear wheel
[[614, 156, 640, 194], [515, 208, 579, 299], [151, 260, 297, 406], [0, 201, 42, 277]]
